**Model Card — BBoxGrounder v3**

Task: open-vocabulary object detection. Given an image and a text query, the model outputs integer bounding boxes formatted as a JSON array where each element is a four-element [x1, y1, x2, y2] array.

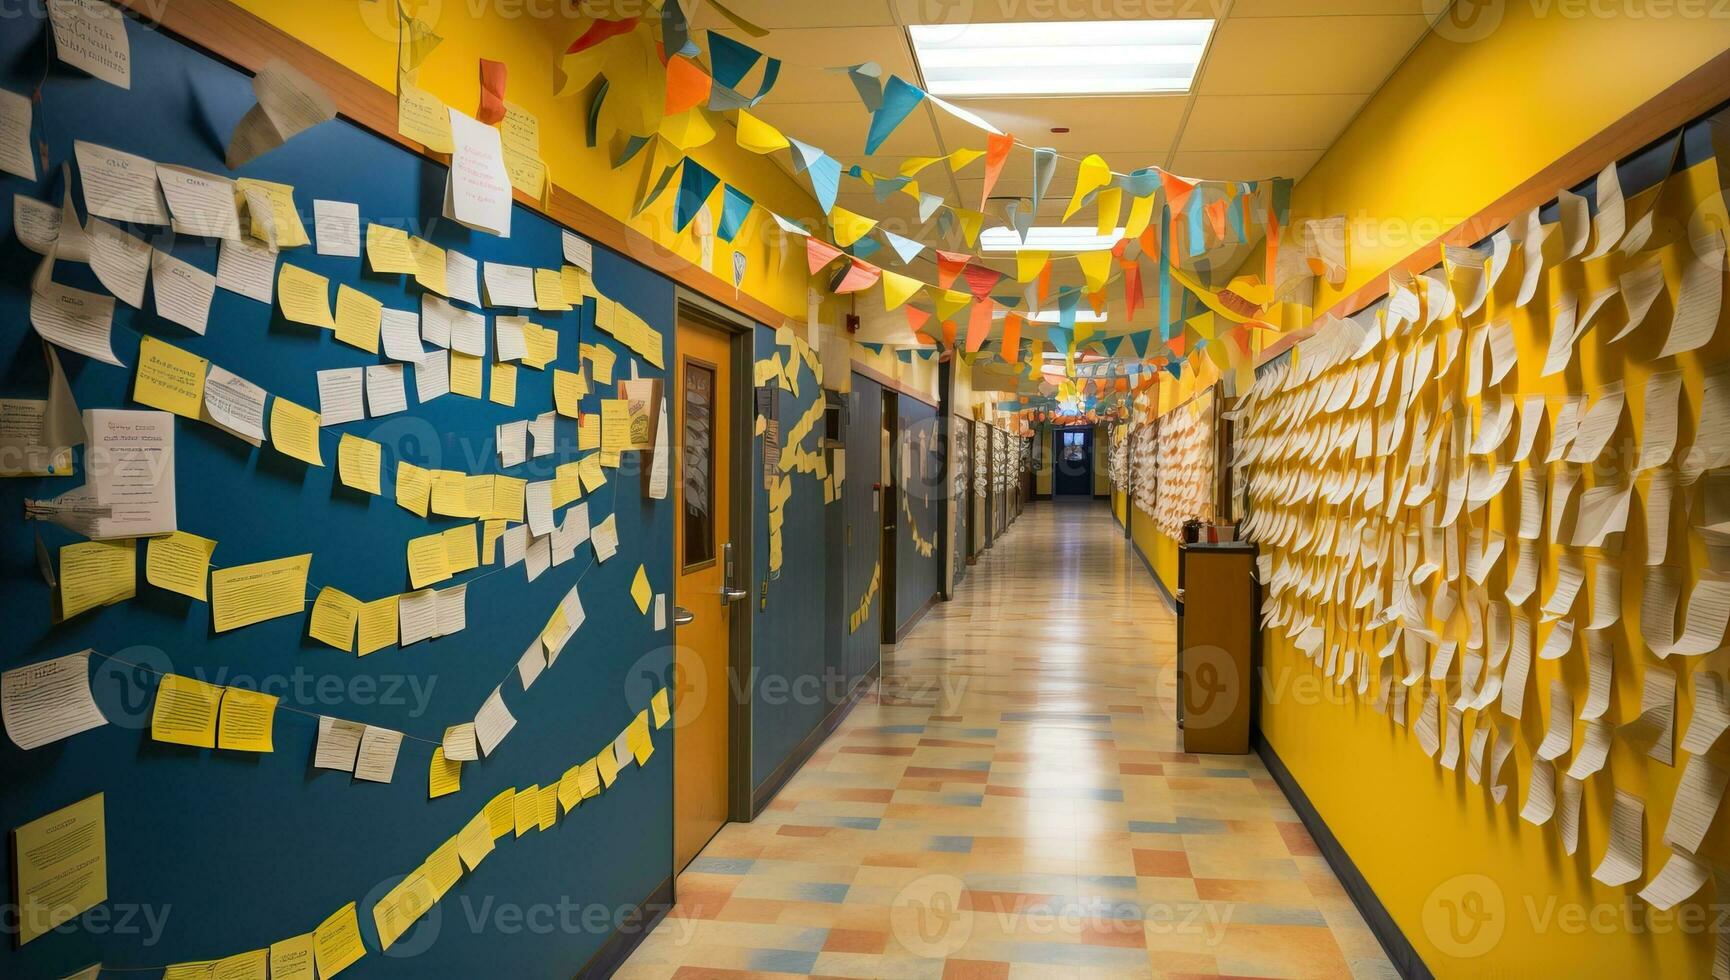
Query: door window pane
[[682, 361, 716, 569]]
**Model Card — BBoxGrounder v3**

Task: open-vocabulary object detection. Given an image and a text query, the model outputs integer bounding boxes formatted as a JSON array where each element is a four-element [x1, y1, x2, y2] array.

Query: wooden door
[[673, 318, 733, 873]]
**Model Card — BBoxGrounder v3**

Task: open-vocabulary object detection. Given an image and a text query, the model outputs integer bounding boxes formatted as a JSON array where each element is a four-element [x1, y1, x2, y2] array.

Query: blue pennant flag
[[866, 76, 925, 155], [716, 184, 754, 243], [788, 138, 840, 213], [845, 235, 882, 260], [673, 157, 719, 233], [883, 230, 924, 265]]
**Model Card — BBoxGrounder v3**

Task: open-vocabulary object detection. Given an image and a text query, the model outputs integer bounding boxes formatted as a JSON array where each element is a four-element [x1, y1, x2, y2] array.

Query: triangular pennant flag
[[1065, 154, 1111, 220], [966, 299, 993, 353], [871, 175, 914, 202], [905, 304, 932, 337], [1095, 187, 1123, 236], [833, 259, 882, 294], [841, 62, 883, 111], [716, 184, 754, 243], [1031, 147, 1057, 215], [664, 56, 711, 115], [941, 319, 958, 350], [567, 17, 639, 55], [1102, 334, 1126, 357], [962, 262, 1002, 300], [981, 132, 1014, 209], [926, 94, 1004, 135], [661, 0, 698, 57], [1076, 250, 1111, 294], [918, 193, 944, 223], [952, 207, 985, 248], [1000, 312, 1023, 365], [846, 235, 882, 261], [882, 270, 923, 311], [1125, 193, 1156, 240], [673, 157, 719, 233], [1204, 197, 1228, 243], [1161, 170, 1197, 211], [706, 31, 761, 90], [1015, 250, 1049, 284], [883, 229, 925, 265], [861, 342, 884, 355], [1005, 200, 1034, 243], [735, 110, 789, 154], [807, 236, 845, 275], [947, 148, 985, 172], [659, 107, 716, 150], [830, 206, 877, 248], [935, 250, 970, 289], [789, 138, 840, 213], [933, 289, 971, 323], [865, 76, 926, 154]]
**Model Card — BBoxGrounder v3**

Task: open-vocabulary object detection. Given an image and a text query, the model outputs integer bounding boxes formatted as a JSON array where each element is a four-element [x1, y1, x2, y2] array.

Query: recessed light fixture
[[980, 226, 1125, 253], [908, 20, 1215, 97], [997, 308, 1109, 325]]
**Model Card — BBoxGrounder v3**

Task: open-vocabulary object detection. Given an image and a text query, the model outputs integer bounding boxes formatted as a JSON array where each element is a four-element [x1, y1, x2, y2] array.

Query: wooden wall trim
[[1256, 45, 1730, 367], [115, 0, 797, 331], [849, 359, 938, 407]]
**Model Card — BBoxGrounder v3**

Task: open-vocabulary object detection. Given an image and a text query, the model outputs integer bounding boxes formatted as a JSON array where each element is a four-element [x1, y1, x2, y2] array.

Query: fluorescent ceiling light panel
[[999, 308, 1109, 324], [909, 20, 1214, 97], [980, 226, 1125, 253]]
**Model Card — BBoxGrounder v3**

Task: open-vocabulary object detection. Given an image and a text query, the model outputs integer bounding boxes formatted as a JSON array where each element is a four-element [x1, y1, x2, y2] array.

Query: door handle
[[721, 541, 746, 603], [722, 587, 749, 602], [674, 606, 695, 626]]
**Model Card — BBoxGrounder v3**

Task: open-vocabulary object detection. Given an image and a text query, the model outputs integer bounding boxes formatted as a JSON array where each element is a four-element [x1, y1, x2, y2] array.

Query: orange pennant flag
[[906, 305, 932, 337], [1160, 170, 1196, 211], [665, 56, 711, 115], [941, 319, 958, 350], [1036, 261, 1052, 306], [980, 131, 1014, 210], [965, 300, 993, 353], [1000, 312, 1023, 364], [1204, 198, 1228, 243], [478, 59, 508, 124], [935, 250, 970, 290]]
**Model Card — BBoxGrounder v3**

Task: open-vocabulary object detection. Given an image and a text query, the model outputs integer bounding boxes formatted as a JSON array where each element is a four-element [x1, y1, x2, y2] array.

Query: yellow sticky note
[[333, 284, 383, 353], [631, 565, 651, 614], [395, 460, 432, 516], [578, 414, 600, 450], [210, 553, 312, 633], [586, 342, 616, 384], [523, 322, 557, 370], [277, 263, 334, 328], [628, 709, 653, 765], [338, 433, 382, 495], [482, 519, 505, 564], [553, 462, 581, 509], [554, 368, 586, 417], [561, 264, 592, 301], [514, 784, 539, 837], [217, 686, 278, 752], [409, 236, 448, 295], [490, 475, 526, 522], [651, 688, 670, 728], [489, 362, 517, 406], [577, 759, 601, 799], [314, 902, 366, 979], [556, 765, 583, 813], [429, 470, 469, 516], [596, 746, 620, 787], [269, 396, 323, 465], [407, 532, 453, 589], [235, 177, 308, 247], [537, 783, 558, 830], [534, 268, 569, 311], [451, 351, 483, 398], [357, 595, 399, 656], [152, 673, 222, 747], [133, 335, 207, 419], [485, 787, 515, 839], [457, 810, 494, 870], [145, 530, 216, 601], [601, 399, 629, 454], [578, 454, 606, 492], [366, 223, 418, 274], [397, 75, 454, 153], [59, 539, 136, 619], [268, 933, 316, 980], [429, 747, 462, 798], [443, 523, 478, 573], [309, 586, 361, 652], [424, 837, 462, 901], [13, 793, 106, 946]]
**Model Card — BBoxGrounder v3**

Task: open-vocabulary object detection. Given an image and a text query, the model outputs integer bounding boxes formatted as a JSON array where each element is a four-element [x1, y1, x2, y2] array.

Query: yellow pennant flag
[[1065, 153, 1111, 220], [1171, 266, 1256, 324], [882, 270, 923, 311], [1015, 250, 1049, 283], [659, 108, 715, 151], [1076, 250, 1112, 293], [735, 110, 788, 154], [933, 289, 971, 322], [1125, 193, 1156, 239], [946, 147, 984, 172], [829, 206, 877, 248], [951, 207, 985, 248], [898, 155, 942, 177], [1095, 187, 1123, 237]]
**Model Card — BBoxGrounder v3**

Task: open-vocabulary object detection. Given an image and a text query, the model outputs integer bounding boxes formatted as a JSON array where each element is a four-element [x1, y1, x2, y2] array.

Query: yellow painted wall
[[233, 0, 834, 327], [1035, 426, 1053, 496], [1253, 7, 1730, 976]]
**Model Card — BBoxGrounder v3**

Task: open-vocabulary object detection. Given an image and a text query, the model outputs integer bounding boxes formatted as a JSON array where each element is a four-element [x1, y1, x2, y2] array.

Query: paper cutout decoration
[[477, 58, 507, 124], [789, 138, 840, 213], [706, 31, 780, 110], [673, 157, 717, 234], [884, 229, 925, 265], [865, 76, 925, 155], [981, 132, 1014, 209], [1031, 147, 1058, 216], [664, 56, 710, 115], [716, 184, 753, 243], [735, 109, 788, 154], [566, 16, 639, 55], [830, 206, 876, 248]]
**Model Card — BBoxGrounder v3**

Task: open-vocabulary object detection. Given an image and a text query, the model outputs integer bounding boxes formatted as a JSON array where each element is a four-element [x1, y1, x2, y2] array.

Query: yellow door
[[673, 319, 733, 873]]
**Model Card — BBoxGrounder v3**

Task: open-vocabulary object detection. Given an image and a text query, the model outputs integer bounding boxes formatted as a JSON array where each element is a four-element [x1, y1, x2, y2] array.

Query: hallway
[[621, 502, 1391, 980]]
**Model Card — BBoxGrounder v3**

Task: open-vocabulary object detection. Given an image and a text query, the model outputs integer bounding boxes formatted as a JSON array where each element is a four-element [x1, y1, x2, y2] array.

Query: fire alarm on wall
[[845, 313, 861, 333]]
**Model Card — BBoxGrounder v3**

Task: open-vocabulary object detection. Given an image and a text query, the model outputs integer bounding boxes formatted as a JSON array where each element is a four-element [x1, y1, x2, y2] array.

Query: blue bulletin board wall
[[1, 12, 675, 978]]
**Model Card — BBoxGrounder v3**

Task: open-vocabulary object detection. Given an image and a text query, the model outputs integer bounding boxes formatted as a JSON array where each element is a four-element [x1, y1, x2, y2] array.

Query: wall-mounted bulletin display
[[1154, 390, 1216, 537], [1108, 422, 1130, 491], [1239, 110, 1730, 935], [1, 9, 681, 977], [1132, 417, 1158, 518]]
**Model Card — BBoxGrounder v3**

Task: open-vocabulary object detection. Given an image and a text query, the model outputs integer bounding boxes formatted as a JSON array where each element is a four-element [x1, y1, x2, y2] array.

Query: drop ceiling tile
[[927, 96, 1187, 156], [889, 0, 1209, 24], [1166, 148, 1325, 182], [1177, 93, 1365, 152], [1197, 15, 1430, 95], [1227, 0, 1433, 16]]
